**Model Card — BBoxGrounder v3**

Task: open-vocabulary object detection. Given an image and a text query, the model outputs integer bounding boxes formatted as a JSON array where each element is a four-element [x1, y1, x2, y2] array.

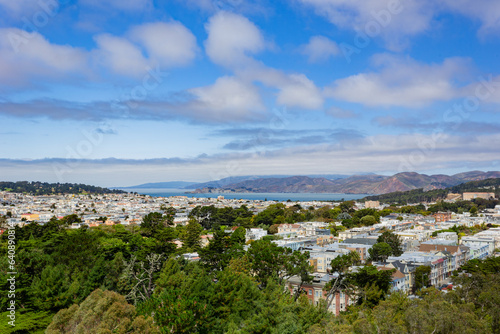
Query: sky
[[1, 0, 500, 187]]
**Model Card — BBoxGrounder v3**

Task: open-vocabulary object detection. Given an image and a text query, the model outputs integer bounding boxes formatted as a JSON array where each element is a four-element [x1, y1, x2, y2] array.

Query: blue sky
[[1, 0, 500, 187]]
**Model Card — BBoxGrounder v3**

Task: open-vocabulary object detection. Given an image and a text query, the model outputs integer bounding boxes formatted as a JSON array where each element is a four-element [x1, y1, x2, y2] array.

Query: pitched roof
[[391, 270, 406, 279]]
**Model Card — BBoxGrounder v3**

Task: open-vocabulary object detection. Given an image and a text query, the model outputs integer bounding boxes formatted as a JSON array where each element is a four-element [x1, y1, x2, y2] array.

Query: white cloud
[[298, 1, 500, 49], [204, 12, 324, 110], [204, 11, 266, 68], [0, 28, 87, 86], [276, 74, 323, 109], [325, 54, 470, 107], [301, 35, 340, 63], [442, 0, 500, 36], [0, 0, 42, 19], [236, 64, 325, 110], [93, 34, 149, 77], [298, 0, 434, 50], [186, 76, 265, 122], [92, 21, 197, 77], [460, 74, 500, 105], [129, 22, 198, 67]]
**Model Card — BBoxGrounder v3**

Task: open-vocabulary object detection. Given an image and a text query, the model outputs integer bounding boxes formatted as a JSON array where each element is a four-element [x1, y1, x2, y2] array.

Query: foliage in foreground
[[1, 210, 499, 333], [46, 289, 158, 334], [310, 257, 500, 334]]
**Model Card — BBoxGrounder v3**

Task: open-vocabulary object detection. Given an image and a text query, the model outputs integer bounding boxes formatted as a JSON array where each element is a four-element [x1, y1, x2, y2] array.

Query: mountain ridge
[[191, 171, 500, 194]]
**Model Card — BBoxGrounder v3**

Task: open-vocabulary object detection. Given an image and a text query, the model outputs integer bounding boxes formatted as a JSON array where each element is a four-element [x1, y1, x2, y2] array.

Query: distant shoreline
[[123, 188, 370, 202]]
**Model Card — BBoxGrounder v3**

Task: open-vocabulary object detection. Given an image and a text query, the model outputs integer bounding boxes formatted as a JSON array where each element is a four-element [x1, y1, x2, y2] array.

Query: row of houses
[[285, 227, 500, 315]]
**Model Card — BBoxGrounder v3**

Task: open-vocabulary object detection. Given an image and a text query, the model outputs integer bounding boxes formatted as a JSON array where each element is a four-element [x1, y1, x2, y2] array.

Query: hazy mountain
[[364, 177, 500, 203], [191, 171, 500, 194], [188, 174, 349, 189]]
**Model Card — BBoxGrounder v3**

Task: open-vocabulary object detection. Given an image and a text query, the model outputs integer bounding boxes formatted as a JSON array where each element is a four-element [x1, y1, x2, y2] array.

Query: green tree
[[234, 216, 253, 228], [30, 264, 81, 311], [414, 265, 431, 291], [268, 224, 279, 234], [189, 205, 218, 229], [140, 212, 172, 238], [452, 257, 500, 333], [377, 230, 403, 256], [360, 215, 377, 226], [246, 239, 312, 289], [181, 220, 203, 252], [347, 265, 394, 307], [230, 226, 246, 245], [59, 214, 81, 226], [470, 206, 478, 217], [339, 201, 355, 213], [199, 229, 244, 272], [368, 242, 392, 263], [46, 289, 159, 334], [253, 203, 286, 226]]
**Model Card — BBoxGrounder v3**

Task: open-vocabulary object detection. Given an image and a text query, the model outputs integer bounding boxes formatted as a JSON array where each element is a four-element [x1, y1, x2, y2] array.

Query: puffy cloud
[[129, 22, 198, 67], [297, 0, 433, 50], [186, 76, 265, 122], [237, 66, 325, 110], [301, 35, 340, 63], [93, 34, 149, 77], [0, 20, 198, 86], [93, 21, 197, 77], [441, 0, 500, 36], [203, 12, 324, 110], [0, 28, 87, 86], [325, 54, 470, 107], [204, 11, 266, 67], [276, 74, 323, 109], [297, 0, 500, 49], [0, 0, 40, 17]]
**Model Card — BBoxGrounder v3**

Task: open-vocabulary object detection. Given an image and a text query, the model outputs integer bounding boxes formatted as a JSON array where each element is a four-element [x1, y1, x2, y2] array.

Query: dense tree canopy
[[1, 206, 499, 333], [0, 181, 125, 195]]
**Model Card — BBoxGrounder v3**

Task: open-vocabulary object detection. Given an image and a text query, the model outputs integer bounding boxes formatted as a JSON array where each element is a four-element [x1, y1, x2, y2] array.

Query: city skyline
[[1, 0, 500, 186]]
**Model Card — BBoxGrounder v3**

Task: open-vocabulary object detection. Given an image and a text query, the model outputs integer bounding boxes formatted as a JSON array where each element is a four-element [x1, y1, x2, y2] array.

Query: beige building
[[278, 223, 302, 234], [462, 192, 495, 200], [364, 200, 380, 208]]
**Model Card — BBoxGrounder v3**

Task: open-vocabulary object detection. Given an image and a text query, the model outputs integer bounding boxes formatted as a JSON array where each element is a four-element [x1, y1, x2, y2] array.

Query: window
[[309, 290, 312, 295]]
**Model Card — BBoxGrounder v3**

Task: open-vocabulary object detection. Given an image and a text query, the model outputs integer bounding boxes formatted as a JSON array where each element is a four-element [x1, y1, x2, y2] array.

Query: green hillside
[[0, 181, 125, 195]]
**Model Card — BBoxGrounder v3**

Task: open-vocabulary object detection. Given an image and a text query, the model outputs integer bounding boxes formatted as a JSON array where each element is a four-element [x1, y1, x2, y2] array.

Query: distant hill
[[364, 177, 500, 204], [0, 181, 125, 195], [188, 174, 349, 189], [119, 181, 198, 189], [191, 171, 500, 194]]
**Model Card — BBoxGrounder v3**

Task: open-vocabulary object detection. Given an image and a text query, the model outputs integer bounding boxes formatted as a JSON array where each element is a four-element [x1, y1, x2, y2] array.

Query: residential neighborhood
[[2, 189, 499, 319]]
